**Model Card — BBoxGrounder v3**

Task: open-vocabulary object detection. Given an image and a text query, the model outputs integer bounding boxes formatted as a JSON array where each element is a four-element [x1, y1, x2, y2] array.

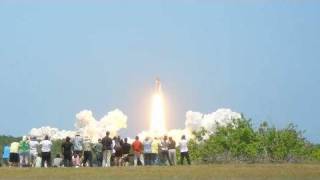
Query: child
[[53, 154, 63, 167], [35, 155, 42, 168], [72, 153, 80, 167]]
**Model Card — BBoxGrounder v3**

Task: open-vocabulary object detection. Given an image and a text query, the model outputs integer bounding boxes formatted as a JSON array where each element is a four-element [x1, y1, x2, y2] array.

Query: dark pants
[[63, 153, 72, 167], [180, 152, 191, 165], [160, 150, 172, 165], [150, 153, 159, 165], [41, 152, 51, 167], [144, 153, 153, 166], [83, 151, 92, 167], [96, 152, 103, 167]]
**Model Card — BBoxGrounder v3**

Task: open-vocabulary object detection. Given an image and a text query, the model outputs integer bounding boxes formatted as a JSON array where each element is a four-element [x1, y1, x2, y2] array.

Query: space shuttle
[[155, 77, 162, 94]]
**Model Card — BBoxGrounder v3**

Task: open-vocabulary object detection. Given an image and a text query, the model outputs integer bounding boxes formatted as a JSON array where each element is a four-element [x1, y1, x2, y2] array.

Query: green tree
[[189, 116, 315, 163]]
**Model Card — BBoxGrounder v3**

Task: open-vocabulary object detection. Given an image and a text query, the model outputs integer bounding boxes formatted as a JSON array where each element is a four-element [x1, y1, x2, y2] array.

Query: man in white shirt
[[29, 137, 39, 167], [179, 135, 191, 165], [40, 135, 52, 167]]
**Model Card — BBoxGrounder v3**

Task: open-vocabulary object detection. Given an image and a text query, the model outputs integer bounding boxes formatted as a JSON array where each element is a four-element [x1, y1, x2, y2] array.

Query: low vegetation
[[189, 116, 320, 163]]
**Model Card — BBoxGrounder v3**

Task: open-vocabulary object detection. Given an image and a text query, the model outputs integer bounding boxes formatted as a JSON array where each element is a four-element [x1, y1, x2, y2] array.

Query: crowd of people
[[1, 131, 191, 168]]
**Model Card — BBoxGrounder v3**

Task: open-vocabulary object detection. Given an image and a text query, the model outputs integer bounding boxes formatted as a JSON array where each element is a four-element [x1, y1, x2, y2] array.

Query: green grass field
[[1, 164, 320, 180]]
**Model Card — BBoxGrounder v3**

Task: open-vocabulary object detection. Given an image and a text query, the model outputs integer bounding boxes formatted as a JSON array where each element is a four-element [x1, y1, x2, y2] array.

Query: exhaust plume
[[28, 107, 240, 144], [29, 109, 128, 142]]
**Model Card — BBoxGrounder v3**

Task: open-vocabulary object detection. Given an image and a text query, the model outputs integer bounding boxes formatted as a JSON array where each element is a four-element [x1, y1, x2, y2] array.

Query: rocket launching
[[155, 78, 162, 93], [150, 78, 166, 135], [28, 77, 242, 143]]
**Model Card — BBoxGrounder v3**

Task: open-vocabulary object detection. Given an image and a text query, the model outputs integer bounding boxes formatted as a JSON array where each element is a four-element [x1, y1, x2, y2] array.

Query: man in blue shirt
[[2, 144, 10, 167], [143, 137, 152, 166]]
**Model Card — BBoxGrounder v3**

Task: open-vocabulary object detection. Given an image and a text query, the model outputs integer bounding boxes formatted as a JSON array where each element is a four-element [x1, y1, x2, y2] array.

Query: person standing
[[2, 144, 10, 167], [101, 131, 113, 167], [132, 136, 144, 166], [111, 136, 117, 166], [179, 135, 191, 165], [168, 137, 177, 166], [160, 136, 171, 166], [151, 137, 161, 165], [82, 136, 93, 167], [9, 141, 20, 167], [29, 137, 39, 167], [93, 139, 103, 167], [143, 137, 152, 166], [121, 138, 131, 166], [73, 134, 83, 167], [40, 135, 52, 167], [19, 136, 30, 167], [114, 137, 123, 166], [61, 136, 73, 167]]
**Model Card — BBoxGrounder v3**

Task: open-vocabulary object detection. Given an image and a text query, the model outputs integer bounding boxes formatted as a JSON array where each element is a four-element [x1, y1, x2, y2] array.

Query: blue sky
[[0, 1, 319, 142]]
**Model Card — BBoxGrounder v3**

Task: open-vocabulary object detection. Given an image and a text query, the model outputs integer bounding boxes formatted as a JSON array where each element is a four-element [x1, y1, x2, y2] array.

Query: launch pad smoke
[[29, 108, 241, 142]]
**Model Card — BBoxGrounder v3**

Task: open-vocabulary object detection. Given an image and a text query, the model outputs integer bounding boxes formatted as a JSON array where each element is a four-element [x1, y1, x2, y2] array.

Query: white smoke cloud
[[75, 110, 96, 129], [138, 108, 241, 142], [29, 126, 75, 140], [28, 109, 128, 142], [28, 108, 240, 143], [99, 109, 128, 136], [185, 108, 242, 134]]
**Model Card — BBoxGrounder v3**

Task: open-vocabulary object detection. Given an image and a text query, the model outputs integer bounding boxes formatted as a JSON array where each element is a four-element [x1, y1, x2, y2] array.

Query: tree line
[[188, 116, 320, 163]]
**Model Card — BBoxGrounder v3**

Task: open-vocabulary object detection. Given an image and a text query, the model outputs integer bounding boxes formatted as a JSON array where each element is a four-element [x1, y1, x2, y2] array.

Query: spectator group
[[1, 131, 191, 168]]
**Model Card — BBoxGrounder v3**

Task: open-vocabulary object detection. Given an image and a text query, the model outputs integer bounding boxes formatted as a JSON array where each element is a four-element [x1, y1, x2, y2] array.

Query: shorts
[[9, 153, 19, 163]]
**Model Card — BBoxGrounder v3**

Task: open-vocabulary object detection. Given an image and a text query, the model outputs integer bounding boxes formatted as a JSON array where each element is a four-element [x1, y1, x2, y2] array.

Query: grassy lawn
[[0, 164, 320, 180]]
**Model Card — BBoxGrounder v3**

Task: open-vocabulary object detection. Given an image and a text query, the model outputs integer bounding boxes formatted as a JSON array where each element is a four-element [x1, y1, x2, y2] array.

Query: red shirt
[[132, 140, 143, 153]]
